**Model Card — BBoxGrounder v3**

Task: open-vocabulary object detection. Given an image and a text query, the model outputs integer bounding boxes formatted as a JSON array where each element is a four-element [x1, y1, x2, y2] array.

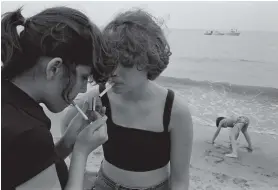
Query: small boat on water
[[225, 29, 240, 36], [204, 30, 213, 35], [212, 31, 224, 35]]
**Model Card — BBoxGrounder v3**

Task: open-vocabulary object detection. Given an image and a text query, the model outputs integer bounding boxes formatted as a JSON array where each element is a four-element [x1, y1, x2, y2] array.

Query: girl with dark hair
[[62, 9, 193, 190], [2, 6, 114, 190]]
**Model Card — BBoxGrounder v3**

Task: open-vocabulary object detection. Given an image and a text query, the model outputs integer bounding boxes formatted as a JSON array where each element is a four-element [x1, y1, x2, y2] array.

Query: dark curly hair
[[1, 6, 114, 102], [102, 8, 172, 80], [216, 117, 225, 127]]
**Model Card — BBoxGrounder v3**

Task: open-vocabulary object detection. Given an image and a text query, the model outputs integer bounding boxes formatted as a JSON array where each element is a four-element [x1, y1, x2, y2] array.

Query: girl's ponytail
[[1, 7, 24, 65]]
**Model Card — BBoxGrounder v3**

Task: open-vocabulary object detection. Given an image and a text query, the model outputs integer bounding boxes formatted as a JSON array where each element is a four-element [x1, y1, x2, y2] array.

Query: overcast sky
[[2, 1, 278, 32]]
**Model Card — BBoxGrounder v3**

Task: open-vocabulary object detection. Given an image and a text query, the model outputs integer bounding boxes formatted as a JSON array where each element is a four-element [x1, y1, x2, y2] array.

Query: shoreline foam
[[157, 76, 278, 97], [156, 76, 278, 137]]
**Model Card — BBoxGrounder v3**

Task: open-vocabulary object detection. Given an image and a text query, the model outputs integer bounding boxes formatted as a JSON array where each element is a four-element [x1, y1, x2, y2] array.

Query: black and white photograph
[[1, 1, 278, 190]]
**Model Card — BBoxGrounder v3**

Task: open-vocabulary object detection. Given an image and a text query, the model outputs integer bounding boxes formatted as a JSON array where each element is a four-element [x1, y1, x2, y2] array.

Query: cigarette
[[71, 101, 89, 121], [99, 83, 114, 97], [93, 97, 96, 111]]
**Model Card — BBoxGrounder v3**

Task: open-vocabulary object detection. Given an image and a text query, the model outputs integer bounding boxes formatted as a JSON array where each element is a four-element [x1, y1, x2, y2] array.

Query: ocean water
[[162, 29, 278, 88], [159, 29, 278, 136], [158, 77, 278, 137]]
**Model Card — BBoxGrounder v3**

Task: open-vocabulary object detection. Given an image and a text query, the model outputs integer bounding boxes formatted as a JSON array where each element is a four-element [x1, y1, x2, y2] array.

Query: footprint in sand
[[205, 185, 218, 190], [204, 150, 225, 164], [212, 172, 230, 183], [190, 175, 202, 183], [260, 172, 278, 179], [233, 177, 250, 188]]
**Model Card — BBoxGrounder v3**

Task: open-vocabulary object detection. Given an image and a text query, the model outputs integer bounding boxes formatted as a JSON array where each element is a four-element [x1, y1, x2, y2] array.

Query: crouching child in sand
[[210, 116, 253, 158]]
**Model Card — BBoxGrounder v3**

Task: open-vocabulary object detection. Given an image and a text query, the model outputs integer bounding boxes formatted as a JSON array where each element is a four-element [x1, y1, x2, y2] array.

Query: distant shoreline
[[157, 76, 278, 98], [166, 28, 278, 33]]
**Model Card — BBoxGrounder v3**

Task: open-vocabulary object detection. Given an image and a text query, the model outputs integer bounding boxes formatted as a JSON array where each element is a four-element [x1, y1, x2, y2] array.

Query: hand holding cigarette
[[71, 82, 113, 122], [71, 101, 108, 156], [64, 101, 107, 149]]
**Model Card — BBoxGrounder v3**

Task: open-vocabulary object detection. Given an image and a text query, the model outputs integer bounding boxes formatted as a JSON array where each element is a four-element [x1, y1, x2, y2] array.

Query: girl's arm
[[170, 95, 193, 190]]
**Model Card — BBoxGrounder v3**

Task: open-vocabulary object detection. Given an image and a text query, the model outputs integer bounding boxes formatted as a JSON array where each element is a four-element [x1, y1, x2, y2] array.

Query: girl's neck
[[120, 81, 157, 102], [12, 76, 42, 103]]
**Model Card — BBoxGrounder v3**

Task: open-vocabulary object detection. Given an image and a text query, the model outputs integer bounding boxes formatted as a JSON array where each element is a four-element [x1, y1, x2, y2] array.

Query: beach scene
[[2, 1, 278, 190], [46, 28, 278, 190]]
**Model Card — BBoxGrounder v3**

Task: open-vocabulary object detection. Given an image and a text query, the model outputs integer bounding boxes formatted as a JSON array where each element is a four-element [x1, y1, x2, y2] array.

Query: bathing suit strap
[[163, 89, 175, 133]]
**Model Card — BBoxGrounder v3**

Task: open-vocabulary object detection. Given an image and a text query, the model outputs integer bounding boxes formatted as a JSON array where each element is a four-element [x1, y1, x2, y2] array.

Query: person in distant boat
[[210, 116, 253, 158]]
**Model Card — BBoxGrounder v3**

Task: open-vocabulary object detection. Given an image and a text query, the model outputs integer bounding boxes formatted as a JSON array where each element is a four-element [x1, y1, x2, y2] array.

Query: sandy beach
[[2, 1, 277, 189], [46, 76, 278, 190], [187, 124, 278, 190]]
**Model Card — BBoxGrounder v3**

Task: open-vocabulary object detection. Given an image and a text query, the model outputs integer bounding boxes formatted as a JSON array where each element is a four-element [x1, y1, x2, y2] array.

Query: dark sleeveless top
[[99, 84, 175, 172]]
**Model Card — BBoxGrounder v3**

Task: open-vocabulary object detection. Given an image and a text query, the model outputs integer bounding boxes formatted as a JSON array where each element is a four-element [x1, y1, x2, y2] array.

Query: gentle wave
[[157, 76, 278, 98], [157, 76, 278, 136]]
